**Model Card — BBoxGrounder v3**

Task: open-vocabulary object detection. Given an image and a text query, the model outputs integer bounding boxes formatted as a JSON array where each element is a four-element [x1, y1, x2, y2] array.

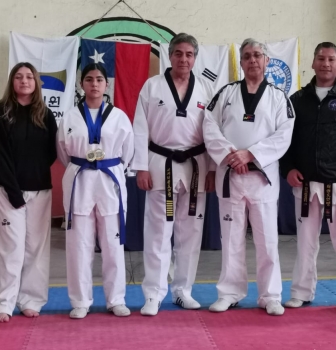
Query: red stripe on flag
[[114, 42, 151, 124]]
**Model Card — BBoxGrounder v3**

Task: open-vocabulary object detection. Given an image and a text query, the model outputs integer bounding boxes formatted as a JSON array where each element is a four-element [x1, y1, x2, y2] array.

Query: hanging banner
[[159, 43, 229, 91], [232, 38, 299, 96], [80, 38, 151, 123]]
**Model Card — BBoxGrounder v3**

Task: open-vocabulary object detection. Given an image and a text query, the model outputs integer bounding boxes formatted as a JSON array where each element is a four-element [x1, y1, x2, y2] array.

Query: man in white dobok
[[204, 38, 295, 316], [132, 33, 215, 316]]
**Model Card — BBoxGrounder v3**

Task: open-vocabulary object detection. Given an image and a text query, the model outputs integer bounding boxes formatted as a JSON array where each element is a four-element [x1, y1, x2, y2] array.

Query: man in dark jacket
[[280, 42, 336, 308]]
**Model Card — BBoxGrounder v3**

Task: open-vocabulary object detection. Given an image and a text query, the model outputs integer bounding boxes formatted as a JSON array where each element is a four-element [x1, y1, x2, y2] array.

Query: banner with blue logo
[[232, 38, 299, 96], [9, 32, 79, 125]]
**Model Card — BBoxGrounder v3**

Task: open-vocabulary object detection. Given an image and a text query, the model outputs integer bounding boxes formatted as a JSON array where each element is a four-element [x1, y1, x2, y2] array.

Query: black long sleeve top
[[0, 103, 57, 208]]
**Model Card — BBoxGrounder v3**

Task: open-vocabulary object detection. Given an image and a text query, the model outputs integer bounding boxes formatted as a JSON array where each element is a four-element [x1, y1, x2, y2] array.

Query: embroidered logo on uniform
[[158, 100, 165, 107], [1, 219, 10, 226], [328, 100, 336, 111], [115, 233, 120, 239], [298, 218, 302, 223], [197, 214, 203, 220], [202, 68, 217, 82], [197, 102, 205, 110], [243, 114, 255, 122], [223, 214, 233, 221], [67, 128, 72, 134]]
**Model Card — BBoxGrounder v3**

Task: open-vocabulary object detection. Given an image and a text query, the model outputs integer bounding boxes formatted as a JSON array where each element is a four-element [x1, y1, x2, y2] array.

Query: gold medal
[[95, 149, 105, 161], [86, 150, 96, 162]]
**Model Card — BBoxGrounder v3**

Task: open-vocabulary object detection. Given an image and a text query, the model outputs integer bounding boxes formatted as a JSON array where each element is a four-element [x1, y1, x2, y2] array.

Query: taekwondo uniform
[[203, 79, 294, 307], [0, 105, 57, 316], [131, 68, 214, 303], [57, 102, 134, 310]]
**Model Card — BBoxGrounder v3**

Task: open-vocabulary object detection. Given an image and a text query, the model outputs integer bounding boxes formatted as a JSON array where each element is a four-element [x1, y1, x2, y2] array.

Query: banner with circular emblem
[[231, 38, 299, 96]]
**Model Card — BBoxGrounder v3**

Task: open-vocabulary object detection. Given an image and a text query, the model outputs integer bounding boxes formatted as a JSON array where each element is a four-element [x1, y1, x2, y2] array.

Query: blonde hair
[[0, 62, 47, 129]]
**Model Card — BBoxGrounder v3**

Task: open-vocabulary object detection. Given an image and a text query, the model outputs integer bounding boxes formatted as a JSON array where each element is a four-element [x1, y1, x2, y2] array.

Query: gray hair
[[168, 33, 199, 57], [314, 42, 336, 57], [240, 38, 268, 58]]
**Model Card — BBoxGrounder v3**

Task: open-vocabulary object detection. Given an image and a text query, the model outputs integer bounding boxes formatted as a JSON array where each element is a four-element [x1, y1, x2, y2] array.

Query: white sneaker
[[265, 300, 285, 316], [109, 304, 131, 317], [209, 299, 238, 312], [284, 298, 308, 308], [69, 307, 89, 319], [172, 294, 201, 309], [140, 298, 161, 316]]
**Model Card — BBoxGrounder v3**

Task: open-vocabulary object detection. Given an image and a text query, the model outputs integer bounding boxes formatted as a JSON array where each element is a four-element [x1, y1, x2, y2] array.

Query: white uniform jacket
[[57, 105, 134, 216], [131, 69, 215, 192], [203, 81, 295, 203]]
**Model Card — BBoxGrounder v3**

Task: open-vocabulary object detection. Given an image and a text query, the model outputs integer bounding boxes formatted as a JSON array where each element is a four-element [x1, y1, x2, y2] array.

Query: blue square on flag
[[81, 39, 116, 77]]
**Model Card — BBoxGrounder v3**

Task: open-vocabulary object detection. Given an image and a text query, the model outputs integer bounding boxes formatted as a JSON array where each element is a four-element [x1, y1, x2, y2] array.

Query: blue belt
[[68, 156, 126, 244]]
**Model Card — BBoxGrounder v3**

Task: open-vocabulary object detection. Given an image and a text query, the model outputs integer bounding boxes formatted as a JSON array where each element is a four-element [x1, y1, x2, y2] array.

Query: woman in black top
[[0, 62, 57, 323]]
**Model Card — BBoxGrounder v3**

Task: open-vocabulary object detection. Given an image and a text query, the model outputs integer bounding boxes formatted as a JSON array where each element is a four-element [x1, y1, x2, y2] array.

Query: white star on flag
[[89, 49, 105, 64]]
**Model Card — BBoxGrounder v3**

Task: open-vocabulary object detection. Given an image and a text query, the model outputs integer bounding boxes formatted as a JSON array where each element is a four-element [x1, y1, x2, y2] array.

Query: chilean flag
[[81, 38, 151, 123]]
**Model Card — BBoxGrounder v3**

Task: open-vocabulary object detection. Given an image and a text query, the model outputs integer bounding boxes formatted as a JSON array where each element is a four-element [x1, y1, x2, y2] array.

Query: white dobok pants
[[291, 195, 336, 301], [216, 197, 282, 307], [142, 181, 206, 302], [66, 208, 126, 309], [0, 188, 51, 315]]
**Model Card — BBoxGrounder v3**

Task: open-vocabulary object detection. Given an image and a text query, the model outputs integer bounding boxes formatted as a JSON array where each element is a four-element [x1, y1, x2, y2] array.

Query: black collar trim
[[164, 68, 195, 111], [241, 78, 268, 115]]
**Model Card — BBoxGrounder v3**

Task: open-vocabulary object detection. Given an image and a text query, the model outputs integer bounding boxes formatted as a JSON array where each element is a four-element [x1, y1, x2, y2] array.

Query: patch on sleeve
[[207, 94, 219, 111], [287, 100, 294, 118]]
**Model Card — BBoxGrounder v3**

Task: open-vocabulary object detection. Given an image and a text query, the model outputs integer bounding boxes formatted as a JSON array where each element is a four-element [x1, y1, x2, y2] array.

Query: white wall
[[0, 0, 335, 91]]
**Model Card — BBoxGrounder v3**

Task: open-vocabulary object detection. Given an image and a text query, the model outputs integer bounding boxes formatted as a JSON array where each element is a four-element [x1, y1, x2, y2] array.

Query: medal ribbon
[[83, 101, 105, 144]]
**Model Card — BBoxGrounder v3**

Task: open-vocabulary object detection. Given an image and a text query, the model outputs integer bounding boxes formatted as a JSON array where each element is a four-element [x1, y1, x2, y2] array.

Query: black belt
[[149, 141, 206, 221], [301, 181, 333, 222], [222, 162, 272, 198]]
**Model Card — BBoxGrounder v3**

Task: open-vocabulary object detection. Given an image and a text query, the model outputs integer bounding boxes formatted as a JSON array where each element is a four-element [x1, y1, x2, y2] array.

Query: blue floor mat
[[13, 280, 336, 315]]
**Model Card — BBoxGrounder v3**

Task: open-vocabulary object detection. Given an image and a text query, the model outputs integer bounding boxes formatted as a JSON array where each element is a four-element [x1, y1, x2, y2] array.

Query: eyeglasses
[[241, 52, 266, 61]]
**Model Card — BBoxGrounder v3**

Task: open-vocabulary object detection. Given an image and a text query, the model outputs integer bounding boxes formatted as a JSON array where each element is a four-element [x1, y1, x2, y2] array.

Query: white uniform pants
[[142, 182, 206, 302], [291, 195, 336, 301], [66, 208, 126, 309], [216, 197, 282, 307], [0, 188, 51, 315]]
